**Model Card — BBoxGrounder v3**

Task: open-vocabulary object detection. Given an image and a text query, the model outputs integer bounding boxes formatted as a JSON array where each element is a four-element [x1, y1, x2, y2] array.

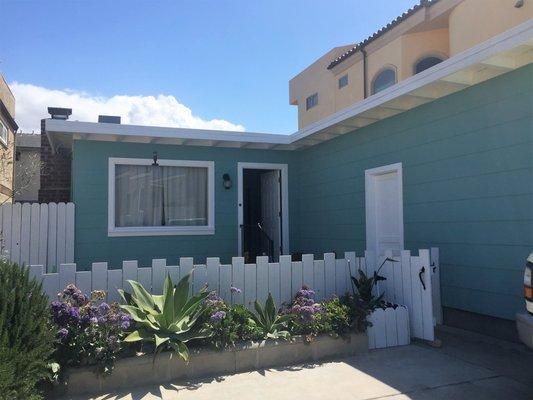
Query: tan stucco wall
[[449, 0, 533, 55], [0, 75, 16, 204]]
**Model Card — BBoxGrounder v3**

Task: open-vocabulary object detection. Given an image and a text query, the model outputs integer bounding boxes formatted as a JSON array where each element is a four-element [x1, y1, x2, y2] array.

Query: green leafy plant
[[249, 293, 291, 340], [118, 272, 212, 361], [0, 260, 55, 400]]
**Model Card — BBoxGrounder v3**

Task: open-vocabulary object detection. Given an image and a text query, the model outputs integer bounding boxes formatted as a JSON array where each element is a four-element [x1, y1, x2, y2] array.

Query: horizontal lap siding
[[72, 141, 295, 269], [292, 64, 533, 320]]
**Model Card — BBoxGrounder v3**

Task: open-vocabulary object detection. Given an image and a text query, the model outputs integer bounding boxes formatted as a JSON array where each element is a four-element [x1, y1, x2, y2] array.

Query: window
[[371, 68, 396, 95], [338, 74, 348, 89], [414, 56, 444, 74], [108, 158, 215, 236], [306, 93, 318, 110], [0, 120, 7, 146]]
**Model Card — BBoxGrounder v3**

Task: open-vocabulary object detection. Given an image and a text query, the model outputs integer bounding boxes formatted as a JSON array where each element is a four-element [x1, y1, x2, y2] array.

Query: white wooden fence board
[[107, 269, 123, 303], [179, 257, 194, 280], [244, 263, 256, 310], [75, 271, 91, 297], [313, 259, 325, 301], [324, 253, 336, 298], [385, 307, 398, 347], [206, 257, 220, 293], [151, 259, 166, 294], [29, 265, 43, 282], [231, 257, 245, 305], [166, 266, 180, 285], [302, 254, 314, 289], [59, 263, 76, 290], [20, 203, 31, 266], [419, 249, 434, 341], [335, 258, 348, 296], [11, 203, 21, 266], [219, 264, 231, 302], [409, 256, 424, 339], [42, 273, 59, 301], [122, 261, 138, 290], [56, 203, 67, 265], [268, 262, 280, 306], [29, 203, 40, 265], [38, 204, 48, 266], [279, 255, 292, 305], [47, 203, 57, 270], [91, 262, 108, 299], [400, 250, 413, 319], [256, 256, 269, 302], [65, 203, 75, 263], [383, 250, 395, 301], [373, 309, 387, 349], [192, 265, 207, 294], [291, 261, 302, 296], [431, 247, 443, 325], [396, 306, 410, 346], [367, 311, 376, 350], [137, 267, 152, 293]]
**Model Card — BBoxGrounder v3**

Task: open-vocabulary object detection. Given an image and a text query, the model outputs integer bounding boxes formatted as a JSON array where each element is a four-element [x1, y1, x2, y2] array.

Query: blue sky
[[2, 0, 419, 134]]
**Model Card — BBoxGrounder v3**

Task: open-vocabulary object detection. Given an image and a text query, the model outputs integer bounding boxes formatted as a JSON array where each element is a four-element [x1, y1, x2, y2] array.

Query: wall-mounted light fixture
[[222, 173, 232, 189], [515, 0, 524, 8], [152, 151, 159, 166]]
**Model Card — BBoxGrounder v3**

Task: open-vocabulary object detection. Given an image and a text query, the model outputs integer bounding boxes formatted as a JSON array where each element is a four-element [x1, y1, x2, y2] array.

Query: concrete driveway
[[63, 327, 533, 400]]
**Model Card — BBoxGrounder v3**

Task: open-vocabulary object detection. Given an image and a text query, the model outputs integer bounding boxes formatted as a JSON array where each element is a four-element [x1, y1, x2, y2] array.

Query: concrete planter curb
[[53, 332, 367, 397]]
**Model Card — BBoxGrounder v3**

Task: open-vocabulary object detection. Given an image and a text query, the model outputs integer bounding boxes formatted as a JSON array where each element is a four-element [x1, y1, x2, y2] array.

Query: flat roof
[[46, 20, 533, 153]]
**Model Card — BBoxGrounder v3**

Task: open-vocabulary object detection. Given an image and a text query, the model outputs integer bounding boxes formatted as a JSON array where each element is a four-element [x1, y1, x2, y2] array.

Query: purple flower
[[210, 310, 226, 323], [204, 291, 224, 308], [98, 302, 110, 313], [89, 317, 98, 325], [57, 328, 68, 340], [230, 286, 242, 294]]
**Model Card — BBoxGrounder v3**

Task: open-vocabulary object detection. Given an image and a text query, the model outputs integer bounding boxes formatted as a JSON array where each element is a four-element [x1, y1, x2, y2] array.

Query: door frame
[[365, 162, 404, 254], [237, 162, 289, 257]]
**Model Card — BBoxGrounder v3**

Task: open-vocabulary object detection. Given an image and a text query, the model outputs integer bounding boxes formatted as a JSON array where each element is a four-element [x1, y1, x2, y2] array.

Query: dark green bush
[[0, 259, 55, 400]]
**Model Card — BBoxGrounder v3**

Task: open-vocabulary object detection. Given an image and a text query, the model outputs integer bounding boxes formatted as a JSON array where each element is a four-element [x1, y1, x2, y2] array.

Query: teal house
[[42, 21, 532, 338]]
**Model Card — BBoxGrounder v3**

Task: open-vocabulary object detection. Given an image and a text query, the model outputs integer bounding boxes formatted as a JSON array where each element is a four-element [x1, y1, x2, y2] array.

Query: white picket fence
[[28, 247, 440, 343], [367, 306, 410, 349], [1, 202, 75, 271]]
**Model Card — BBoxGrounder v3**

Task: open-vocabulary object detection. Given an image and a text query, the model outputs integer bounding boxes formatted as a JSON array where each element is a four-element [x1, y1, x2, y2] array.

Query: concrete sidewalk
[[63, 327, 533, 400]]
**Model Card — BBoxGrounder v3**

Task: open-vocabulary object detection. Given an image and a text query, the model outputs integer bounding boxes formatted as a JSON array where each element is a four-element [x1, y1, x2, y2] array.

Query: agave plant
[[118, 272, 212, 361], [249, 293, 291, 340]]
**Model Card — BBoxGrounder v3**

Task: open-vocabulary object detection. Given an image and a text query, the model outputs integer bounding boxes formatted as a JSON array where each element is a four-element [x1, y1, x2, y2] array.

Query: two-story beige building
[[289, 0, 533, 129], [0, 75, 17, 204]]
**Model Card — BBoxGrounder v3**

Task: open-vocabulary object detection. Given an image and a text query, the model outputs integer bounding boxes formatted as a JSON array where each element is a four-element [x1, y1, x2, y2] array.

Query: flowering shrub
[[200, 289, 262, 348], [283, 285, 322, 336], [50, 284, 132, 375]]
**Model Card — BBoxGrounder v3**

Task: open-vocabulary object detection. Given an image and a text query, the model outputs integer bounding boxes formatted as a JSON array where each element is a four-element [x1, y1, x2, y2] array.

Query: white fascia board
[[45, 19, 532, 151], [45, 119, 291, 145]]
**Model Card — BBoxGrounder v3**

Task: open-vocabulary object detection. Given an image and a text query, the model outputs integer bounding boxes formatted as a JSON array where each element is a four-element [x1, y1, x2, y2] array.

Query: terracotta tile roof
[[327, 0, 441, 70]]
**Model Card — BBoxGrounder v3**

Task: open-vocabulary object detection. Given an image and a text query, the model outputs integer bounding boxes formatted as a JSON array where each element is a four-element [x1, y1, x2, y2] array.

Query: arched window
[[414, 56, 444, 74], [371, 68, 396, 95]]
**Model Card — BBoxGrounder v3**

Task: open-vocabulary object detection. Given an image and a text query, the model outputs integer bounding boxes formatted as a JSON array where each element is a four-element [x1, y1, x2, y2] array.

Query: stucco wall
[[449, 0, 533, 55], [291, 64, 533, 320], [71, 142, 295, 268]]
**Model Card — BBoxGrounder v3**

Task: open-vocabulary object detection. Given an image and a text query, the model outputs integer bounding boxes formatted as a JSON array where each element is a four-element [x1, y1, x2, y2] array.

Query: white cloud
[[10, 82, 245, 133]]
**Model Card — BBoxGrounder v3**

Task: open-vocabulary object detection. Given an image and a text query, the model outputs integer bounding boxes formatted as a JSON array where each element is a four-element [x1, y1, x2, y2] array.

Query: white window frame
[[108, 157, 215, 237], [0, 119, 8, 147]]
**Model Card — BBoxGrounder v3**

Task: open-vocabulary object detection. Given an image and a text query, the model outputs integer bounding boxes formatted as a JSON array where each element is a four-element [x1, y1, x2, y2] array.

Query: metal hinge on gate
[[431, 262, 436, 273]]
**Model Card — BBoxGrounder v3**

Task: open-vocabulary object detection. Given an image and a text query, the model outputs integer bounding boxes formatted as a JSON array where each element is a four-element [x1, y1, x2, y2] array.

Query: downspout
[[361, 47, 368, 99]]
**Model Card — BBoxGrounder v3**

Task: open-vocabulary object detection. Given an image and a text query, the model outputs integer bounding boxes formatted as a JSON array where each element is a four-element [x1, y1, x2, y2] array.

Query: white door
[[260, 170, 281, 260], [365, 163, 404, 255]]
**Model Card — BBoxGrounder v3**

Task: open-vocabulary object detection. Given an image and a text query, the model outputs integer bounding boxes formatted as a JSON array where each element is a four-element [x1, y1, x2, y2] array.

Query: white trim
[[365, 162, 404, 254], [107, 157, 215, 237], [45, 19, 533, 152], [237, 162, 289, 257], [0, 119, 8, 148]]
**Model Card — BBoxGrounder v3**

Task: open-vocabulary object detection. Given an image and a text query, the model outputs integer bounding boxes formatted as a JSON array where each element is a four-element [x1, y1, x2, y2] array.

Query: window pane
[[338, 74, 348, 89], [115, 164, 208, 228], [415, 57, 444, 74], [306, 93, 318, 110], [0, 121, 7, 143], [372, 69, 396, 94]]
